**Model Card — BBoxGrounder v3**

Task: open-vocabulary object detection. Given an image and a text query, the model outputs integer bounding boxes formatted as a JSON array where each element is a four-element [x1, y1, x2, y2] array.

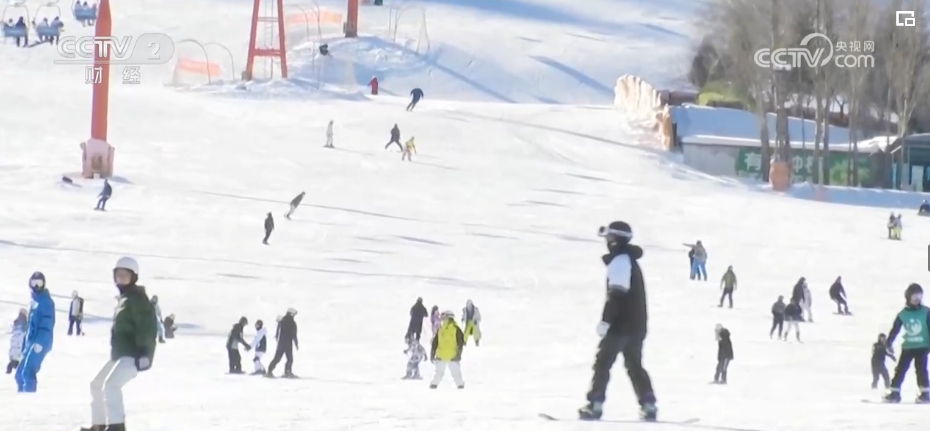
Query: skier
[[266, 308, 298, 378], [684, 241, 707, 281], [461, 299, 482, 346], [15, 271, 55, 393], [829, 276, 850, 315], [402, 334, 427, 379], [770, 295, 786, 339], [151, 295, 165, 343], [285, 192, 305, 220], [68, 290, 85, 336], [713, 324, 733, 384], [385, 124, 402, 151], [80, 257, 157, 431], [429, 310, 465, 389], [579, 222, 657, 421], [429, 305, 440, 339], [401, 136, 416, 161], [226, 316, 251, 374], [872, 333, 896, 389], [251, 319, 267, 375], [718, 266, 736, 308], [406, 87, 424, 111], [367, 76, 378, 95], [163, 314, 177, 339], [883, 283, 930, 403], [95, 179, 111, 211], [262, 212, 274, 245], [783, 299, 803, 342], [406, 297, 429, 341], [919, 200, 930, 215], [324, 120, 334, 148], [6, 309, 26, 374], [801, 280, 813, 322]]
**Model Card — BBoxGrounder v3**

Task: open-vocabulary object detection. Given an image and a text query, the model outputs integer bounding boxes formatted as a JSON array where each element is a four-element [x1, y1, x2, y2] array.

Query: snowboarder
[[367, 76, 378, 95], [266, 308, 298, 378], [919, 200, 930, 215], [163, 314, 177, 339], [406, 297, 429, 341], [406, 87, 424, 111], [401, 136, 416, 161], [684, 241, 707, 281], [68, 290, 85, 336], [95, 179, 112, 211], [325, 120, 334, 148], [80, 257, 156, 431], [429, 310, 465, 389], [385, 124, 402, 151], [6, 309, 26, 374], [402, 334, 427, 379], [152, 295, 165, 343], [770, 295, 786, 339], [883, 283, 930, 403], [226, 316, 251, 374], [895, 214, 903, 239], [718, 266, 736, 308], [872, 333, 896, 389], [251, 319, 267, 375], [462, 300, 482, 346], [801, 280, 813, 322], [429, 305, 440, 339], [15, 271, 55, 393], [285, 192, 305, 220], [713, 324, 733, 384], [829, 276, 850, 315], [579, 222, 657, 421], [263, 212, 274, 245], [783, 300, 803, 342]]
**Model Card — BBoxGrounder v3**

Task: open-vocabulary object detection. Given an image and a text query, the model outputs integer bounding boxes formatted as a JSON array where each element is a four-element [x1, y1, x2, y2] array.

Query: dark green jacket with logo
[[111, 285, 158, 364], [887, 305, 930, 351]]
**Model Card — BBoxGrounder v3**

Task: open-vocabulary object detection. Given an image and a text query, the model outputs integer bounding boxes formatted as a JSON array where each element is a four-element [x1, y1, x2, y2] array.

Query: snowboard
[[538, 413, 700, 424], [861, 399, 929, 404], [833, 312, 853, 316]]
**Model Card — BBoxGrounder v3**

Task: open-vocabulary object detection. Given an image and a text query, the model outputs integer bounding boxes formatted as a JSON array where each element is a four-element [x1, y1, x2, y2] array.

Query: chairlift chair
[[72, 0, 96, 22], [34, 2, 62, 38], [1, 2, 30, 39]]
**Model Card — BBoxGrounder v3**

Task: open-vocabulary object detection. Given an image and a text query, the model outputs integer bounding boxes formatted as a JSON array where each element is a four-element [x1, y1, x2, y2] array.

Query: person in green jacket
[[718, 266, 737, 308], [81, 257, 157, 431], [883, 283, 930, 404]]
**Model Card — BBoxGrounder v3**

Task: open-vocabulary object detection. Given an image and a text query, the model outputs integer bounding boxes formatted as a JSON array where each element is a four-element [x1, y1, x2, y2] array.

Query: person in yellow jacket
[[402, 137, 416, 161], [462, 299, 481, 346], [429, 310, 465, 389]]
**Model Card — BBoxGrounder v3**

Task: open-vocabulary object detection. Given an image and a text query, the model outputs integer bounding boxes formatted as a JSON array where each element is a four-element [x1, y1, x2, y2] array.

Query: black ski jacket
[[717, 329, 734, 361], [871, 341, 894, 366], [829, 281, 845, 301], [277, 314, 298, 349], [290, 193, 304, 207], [264, 214, 274, 232], [601, 244, 647, 339], [409, 301, 428, 324], [226, 322, 249, 350]]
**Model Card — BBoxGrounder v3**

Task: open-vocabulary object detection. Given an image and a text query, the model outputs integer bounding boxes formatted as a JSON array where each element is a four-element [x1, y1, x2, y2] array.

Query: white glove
[[596, 322, 610, 338], [32, 344, 43, 354]]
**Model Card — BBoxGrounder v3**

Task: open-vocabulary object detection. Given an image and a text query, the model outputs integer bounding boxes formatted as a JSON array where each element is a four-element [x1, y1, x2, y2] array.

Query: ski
[[861, 399, 929, 404], [538, 413, 699, 424]]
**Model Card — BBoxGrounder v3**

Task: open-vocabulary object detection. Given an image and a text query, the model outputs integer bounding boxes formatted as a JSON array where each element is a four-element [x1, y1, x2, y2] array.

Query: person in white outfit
[[429, 310, 465, 389], [6, 309, 27, 374], [251, 319, 268, 375], [325, 120, 334, 148], [151, 295, 165, 343], [801, 282, 813, 322], [69, 290, 85, 336], [461, 300, 482, 346]]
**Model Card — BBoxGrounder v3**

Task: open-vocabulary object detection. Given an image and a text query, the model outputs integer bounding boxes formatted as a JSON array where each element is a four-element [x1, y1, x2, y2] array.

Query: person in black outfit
[[266, 308, 299, 378], [790, 278, 806, 309], [783, 300, 803, 342], [872, 333, 896, 388], [406, 297, 429, 341], [829, 276, 850, 314], [285, 192, 305, 220], [385, 124, 402, 151], [579, 221, 657, 421], [713, 324, 733, 384], [226, 317, 252, 374], [770, 295, 786, 339], [263, 212, 274, 245]]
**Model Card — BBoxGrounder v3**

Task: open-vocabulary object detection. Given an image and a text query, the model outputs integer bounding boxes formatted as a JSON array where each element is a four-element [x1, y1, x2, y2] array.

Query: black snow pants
[[714, 358, 731, 383], [719, 288, 734, 308], [890, 348, 930, 390], [586, 334, 656, 406], [268, 343, 294, 373], [5, 359, 20, 374], [769, 315, 784, 338], [227, 348, 242, 373], [834, 297, 849, 314], [406, 98, 420, 111], [385, 139, 402, 151], [406, 319, 423, 341], [872, 361, 890, 388], [262, 229, 272, 244]]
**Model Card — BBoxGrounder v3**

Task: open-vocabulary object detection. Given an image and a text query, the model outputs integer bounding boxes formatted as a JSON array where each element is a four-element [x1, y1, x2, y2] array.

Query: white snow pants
[[325, 135, 333, 147], [156, 321, 165, 340], [253, 351, 265, 372], [90, 357, 139, 425], [802, 305, 812, 321], [430, 360, 463, 387], [785, 321, 800, 338], [285, 204, 296, 218]]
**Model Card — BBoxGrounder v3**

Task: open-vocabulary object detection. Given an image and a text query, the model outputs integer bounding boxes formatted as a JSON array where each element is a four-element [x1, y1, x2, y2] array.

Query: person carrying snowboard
[[579, 222, 657, 421], [713, 324, 733, 384], [6, 309, 26, 374], [872, 333, 896, 389], [718, 266, 736, 308], [402, 334, 427, 379], [407, 88, 424, 111], [883, 283, 930, 403], [385, 124, 402, 151], [285, 192, 305, 220]]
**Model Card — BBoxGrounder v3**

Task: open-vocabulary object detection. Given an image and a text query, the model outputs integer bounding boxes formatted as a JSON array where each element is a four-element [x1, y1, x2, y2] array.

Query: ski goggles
[[597, 226, 632, 240], [29, 278, 44, 289]]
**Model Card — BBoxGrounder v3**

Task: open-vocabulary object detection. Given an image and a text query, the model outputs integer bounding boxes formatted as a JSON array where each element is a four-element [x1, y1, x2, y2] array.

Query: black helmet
[[906, 283, 923, 302]]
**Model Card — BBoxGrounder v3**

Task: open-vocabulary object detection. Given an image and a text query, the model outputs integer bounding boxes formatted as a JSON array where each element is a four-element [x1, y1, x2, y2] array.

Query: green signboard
[[735, 148, 872, 185]]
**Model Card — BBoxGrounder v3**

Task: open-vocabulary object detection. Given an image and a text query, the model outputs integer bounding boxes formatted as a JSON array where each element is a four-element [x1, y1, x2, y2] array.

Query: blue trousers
[[96, 196, 108, 210], [690, 261, 707, 280], [15, 343, 48, 392]]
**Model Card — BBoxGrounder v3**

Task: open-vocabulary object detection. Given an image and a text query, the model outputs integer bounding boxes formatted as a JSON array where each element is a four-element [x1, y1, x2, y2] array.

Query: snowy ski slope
[[2, 0, 930, 429]]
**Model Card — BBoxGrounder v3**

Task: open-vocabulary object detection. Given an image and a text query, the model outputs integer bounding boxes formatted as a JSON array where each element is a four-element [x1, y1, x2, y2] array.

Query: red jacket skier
[[368, 77, 379, 95]]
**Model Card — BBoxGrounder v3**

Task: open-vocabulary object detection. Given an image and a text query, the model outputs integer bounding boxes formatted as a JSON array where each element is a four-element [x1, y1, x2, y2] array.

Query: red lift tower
[[245, 0, 288, 80], [345, 0, 358, 37]]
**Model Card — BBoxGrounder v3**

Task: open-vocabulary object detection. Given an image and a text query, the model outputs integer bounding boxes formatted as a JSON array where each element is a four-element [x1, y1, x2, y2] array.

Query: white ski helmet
[[114, 257, 140, 276]]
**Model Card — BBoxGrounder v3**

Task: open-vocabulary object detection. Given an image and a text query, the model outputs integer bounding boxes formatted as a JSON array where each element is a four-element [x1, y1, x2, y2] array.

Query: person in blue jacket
[[406, 88, 424, 111], [15, 271, 56, 392], [95, 179, 112, 211]]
